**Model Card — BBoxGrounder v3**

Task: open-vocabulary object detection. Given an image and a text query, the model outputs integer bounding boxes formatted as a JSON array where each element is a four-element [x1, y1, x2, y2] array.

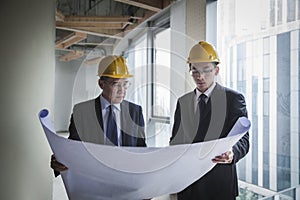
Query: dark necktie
[[198, 94, 207, 119], [106, 105, 118, 145]]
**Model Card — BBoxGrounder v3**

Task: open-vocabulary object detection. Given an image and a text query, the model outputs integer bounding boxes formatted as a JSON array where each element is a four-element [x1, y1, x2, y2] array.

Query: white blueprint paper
[[39, 109, 250, 200]]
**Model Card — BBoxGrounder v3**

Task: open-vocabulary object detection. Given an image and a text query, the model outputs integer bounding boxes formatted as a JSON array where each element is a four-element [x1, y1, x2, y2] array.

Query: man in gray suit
[[170, 41, 249, 200], [51, 55, 146, 173]]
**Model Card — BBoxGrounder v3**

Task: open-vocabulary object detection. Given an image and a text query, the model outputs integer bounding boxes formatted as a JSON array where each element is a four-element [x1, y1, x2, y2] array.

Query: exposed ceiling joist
[[71, 27, 124, 36], [56, 32, 87, 49], [55, 10, 65, 22], [76, 42, 114, 46], [56, 26, 123, 39], [55, 0, 174, 62], [56, 21, 131, 29], [114, 0, 169, 12], [59, 50, 85, 62], [123, 10, 156, 31], [63, 16, 135, 23], [56, 15, 135, 40]]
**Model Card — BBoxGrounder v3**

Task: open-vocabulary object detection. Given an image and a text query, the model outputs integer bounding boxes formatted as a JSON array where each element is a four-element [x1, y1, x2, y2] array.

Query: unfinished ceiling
[[55, 0, 174, 62]]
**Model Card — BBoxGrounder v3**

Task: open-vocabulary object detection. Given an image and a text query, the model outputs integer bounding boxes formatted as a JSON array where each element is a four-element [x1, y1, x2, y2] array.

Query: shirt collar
[[100, 95, 121, 111], [195, 82, 216, 99]]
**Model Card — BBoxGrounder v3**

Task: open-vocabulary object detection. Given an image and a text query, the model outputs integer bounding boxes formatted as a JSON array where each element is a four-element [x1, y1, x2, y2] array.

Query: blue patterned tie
[[106, 105, 118, 145]]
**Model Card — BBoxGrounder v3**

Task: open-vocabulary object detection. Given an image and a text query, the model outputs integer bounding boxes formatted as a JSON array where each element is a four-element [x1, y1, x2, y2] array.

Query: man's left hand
[[212, 149, 234, 164]]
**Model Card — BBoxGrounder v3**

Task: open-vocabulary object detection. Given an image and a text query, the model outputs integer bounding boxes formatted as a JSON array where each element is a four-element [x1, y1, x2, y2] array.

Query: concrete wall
[[0, 1, 55, 199]]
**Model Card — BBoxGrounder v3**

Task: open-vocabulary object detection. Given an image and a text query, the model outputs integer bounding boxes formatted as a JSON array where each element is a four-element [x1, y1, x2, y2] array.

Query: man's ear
[[214, 66, 220, 75], [98, 79, 104, 89]]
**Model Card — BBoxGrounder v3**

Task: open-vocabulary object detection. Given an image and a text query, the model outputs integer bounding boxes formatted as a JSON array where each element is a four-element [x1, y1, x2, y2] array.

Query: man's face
[[190, 62, 219, 93], [99, 77, 130, 104]]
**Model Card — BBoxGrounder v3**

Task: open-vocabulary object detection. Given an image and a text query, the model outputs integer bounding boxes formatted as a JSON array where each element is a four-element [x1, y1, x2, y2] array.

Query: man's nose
[[197, 73, 205, 79], [116, 86, 126, 93]]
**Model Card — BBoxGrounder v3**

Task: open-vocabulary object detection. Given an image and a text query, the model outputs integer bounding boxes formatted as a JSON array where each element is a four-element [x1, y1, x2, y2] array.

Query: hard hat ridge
[[187, 41, 220, 64]]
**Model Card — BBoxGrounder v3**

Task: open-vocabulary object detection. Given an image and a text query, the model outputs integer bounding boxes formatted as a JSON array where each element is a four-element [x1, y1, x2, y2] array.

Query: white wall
[[0, 0, 55, 199], [54, 59, 82, 131]]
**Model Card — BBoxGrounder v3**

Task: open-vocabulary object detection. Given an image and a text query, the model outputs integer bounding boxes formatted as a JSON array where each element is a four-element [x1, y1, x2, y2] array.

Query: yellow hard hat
[[98, 55, 133, 78], [187, 41, 220, 64]]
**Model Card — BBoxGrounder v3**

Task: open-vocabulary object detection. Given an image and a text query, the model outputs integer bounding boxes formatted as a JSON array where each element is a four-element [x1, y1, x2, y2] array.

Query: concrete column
[[0, 1, 55, 199], [185, 0, 206, 92], [170, 0, 207, 123], [186, 0, 206, 43]]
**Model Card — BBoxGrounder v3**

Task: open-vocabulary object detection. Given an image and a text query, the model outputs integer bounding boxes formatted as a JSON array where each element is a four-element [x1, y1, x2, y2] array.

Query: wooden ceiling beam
[[56, 21, 131, 29], [71, 27, 123, 35], [114, 0, 165, 12], [59, 50, 85, 62], [55, 9, 65, 22], [124, 10, 156, 32], [55, 32, 87, 49], [76, 42, 114, 46], [63, 16, 133, 23], [56, 26, 123, 39]]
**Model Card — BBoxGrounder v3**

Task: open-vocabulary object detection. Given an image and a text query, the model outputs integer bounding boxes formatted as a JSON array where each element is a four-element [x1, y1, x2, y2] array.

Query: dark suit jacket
[[69, 95, 146, 147], [54, 96, 146, 177], [170, 83, 249, 200]]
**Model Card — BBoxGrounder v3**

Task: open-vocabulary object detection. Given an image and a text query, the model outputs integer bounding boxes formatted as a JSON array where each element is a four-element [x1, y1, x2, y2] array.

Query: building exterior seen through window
[[218, 0, 300, 198]]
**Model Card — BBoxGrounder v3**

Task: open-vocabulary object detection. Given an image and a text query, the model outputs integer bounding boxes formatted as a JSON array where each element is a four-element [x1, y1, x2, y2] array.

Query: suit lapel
[[94, 95, 106, 144], [204, 83, 227, 140], [178, 91, 199, 143], [120, 101, 132, 146], [95, 95, 104, 130]]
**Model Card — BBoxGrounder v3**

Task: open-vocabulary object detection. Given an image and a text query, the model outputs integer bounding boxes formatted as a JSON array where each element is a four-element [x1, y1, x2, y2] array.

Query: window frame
[[150, 20, 171, 123]]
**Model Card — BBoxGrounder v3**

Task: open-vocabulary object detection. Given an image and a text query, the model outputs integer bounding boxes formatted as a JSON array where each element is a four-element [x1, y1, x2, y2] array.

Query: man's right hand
[[50, 154, 68, 172]]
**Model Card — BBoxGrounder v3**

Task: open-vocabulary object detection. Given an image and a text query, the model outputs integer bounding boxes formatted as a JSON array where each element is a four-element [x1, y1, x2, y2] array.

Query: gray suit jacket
[[69, 96, 146, 147]]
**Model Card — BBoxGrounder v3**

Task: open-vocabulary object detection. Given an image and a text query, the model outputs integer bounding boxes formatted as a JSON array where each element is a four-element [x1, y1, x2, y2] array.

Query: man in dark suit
[[170, 41, 249, 200], [51, 55, 146, 172]]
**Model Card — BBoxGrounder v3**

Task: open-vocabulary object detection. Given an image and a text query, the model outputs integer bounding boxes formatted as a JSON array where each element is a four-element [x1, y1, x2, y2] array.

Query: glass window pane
[[126, 37, 147, 118], [217, 0, 300, 196], [153, 28, 171, 118]]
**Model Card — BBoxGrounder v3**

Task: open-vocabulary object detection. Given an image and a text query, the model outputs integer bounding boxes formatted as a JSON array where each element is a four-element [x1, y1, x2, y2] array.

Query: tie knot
[[108, 105, 113, 112], [198, 94, 207, 102]]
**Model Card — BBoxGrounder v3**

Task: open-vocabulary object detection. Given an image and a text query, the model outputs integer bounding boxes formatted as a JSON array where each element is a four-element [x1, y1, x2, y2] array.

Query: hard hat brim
[[187, 58, 220, 64]]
